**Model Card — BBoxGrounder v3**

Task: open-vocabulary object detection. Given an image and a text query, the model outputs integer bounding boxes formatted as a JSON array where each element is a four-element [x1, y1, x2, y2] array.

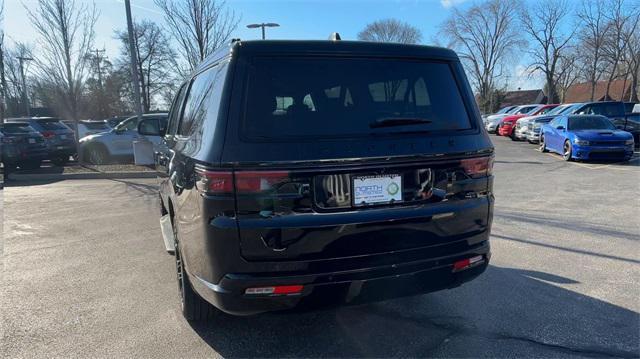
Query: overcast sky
[[5, 0, 543, 90]]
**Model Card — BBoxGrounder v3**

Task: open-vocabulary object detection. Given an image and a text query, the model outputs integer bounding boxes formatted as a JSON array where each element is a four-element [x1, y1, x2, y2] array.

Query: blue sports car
[[539, 115, 634, 161]]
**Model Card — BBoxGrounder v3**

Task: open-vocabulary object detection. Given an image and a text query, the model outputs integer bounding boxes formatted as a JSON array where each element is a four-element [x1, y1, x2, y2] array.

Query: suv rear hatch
[[218, 54, 493, 262], [36, 119, 75, 147]]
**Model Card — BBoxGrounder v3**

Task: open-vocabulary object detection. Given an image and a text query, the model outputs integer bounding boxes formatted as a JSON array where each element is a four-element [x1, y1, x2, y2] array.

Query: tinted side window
[[167, 85, 188, 136], [139, 118, 159, 134], [549, 118, 561, 127], [178, 63, 228, 137]]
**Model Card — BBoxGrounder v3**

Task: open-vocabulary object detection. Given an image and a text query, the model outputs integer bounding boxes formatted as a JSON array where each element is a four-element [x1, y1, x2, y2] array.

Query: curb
[[7, 171, 157, 181]]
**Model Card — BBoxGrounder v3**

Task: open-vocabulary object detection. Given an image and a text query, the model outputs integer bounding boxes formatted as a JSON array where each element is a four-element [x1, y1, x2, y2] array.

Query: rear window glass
[[83, 122, 109, 130], [242, 57, 472, 140], [37, 119, 68, 130], [1, 124, 35, 134]]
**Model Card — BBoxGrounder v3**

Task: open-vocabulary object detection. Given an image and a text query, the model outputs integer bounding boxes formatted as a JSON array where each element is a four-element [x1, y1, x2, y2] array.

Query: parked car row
[[3, 117, 77, 169], [0, 122, 48, 171], [484, 101, 637, 162]]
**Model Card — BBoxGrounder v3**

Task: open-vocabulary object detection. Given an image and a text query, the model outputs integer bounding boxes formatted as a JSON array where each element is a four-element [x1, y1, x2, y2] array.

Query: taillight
[[234, 171, 289, 193], [195, 169, 234, 194], [195, 169, 289, 194], [460, 156, 494, 178], [41, 131, 55, 139]]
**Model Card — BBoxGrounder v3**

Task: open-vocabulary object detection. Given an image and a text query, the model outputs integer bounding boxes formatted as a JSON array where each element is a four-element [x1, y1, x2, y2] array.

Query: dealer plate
[[353, 174, 402, 206]]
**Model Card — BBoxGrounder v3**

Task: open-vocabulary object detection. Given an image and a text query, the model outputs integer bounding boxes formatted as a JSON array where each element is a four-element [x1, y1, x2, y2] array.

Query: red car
[[498, 104, 559, 138]]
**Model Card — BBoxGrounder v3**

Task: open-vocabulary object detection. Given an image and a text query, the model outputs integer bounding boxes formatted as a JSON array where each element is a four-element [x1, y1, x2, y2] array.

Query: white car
[[485, 104, 541, 134], [63, 120, 112, 139]]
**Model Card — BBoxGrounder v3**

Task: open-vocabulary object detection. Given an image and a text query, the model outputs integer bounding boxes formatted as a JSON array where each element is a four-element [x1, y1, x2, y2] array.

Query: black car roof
[[194, 40, 459, 75]]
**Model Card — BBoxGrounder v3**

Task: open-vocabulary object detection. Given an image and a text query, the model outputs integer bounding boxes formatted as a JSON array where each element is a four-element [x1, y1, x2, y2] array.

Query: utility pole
[[124, 0, 143, 121], [246, 23, 280, 40], [91, 48, 106, 119], [17, 56, 33, 117], [0, 33, 6, 123], [92, 48, 105, 88]]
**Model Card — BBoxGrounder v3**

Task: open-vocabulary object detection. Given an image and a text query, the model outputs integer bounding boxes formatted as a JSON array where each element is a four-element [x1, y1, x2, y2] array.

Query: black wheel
[[563, 140, 573, 161], [539, 135, 548, 152], [51, 155, 69, 166], [173, 218, 215, 321], [18, 160, 42, 170], [87, 146, 109, 165], [510, 130, 518, 141]]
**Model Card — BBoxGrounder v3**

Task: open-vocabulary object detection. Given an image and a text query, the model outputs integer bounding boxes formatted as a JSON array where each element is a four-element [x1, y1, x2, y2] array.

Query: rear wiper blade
[[369, 117, 432, 128]]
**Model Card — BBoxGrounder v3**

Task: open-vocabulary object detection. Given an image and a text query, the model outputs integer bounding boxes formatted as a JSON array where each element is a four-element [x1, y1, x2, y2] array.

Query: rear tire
[[18, 160, 42, 170], [539, 135, 548, 152], [51, 155, 69, 167], [173, 218, 216, 321], [87, 146, 109, 165], [510, 131, 518, 141]]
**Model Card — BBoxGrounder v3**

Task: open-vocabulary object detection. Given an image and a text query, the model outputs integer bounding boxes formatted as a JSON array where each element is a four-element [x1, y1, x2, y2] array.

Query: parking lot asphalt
[[2, 137, 639, 358]]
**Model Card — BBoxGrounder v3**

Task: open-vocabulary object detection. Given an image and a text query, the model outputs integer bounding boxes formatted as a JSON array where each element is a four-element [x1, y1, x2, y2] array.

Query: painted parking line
[[539, 150, 640, 171]]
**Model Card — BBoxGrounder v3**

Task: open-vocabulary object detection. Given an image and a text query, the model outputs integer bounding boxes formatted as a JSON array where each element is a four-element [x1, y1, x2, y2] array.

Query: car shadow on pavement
[[188, 265, 639, 358]]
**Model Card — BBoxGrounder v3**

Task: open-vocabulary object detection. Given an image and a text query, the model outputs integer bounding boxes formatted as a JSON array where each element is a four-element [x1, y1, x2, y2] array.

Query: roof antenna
[[329, 32, 341, 41]]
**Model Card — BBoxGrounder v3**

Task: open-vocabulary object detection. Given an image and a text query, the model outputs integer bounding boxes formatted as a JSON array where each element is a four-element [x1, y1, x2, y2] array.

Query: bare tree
[[521, 0, 575, 104], [0, 0, 6, 122], [556, 50, 582, 102], [577, 0, 611, 101], [25, 0, 97, 160], [3, 43, 34, 117], [439, 0, 523, 113], [602, 0, 639, 100], [154, 0, 239, 74], [623, 15, 640, 101], [358, 18, 422, 44], [117, 20, 176, 112]]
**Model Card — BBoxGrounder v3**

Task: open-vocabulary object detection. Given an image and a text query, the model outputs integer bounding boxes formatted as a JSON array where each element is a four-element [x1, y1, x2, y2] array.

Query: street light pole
[[124, 0, 143, 122], [17, 56, 32, 117], [246, 23, 280, 40]]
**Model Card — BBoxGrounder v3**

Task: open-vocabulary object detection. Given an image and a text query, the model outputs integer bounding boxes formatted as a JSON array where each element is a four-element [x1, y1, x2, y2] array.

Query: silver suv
[[79, 113, 167, 164]]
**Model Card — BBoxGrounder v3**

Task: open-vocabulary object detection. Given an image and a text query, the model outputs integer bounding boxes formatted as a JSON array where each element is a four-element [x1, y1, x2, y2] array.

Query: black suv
[[150, 40, 494, 320]]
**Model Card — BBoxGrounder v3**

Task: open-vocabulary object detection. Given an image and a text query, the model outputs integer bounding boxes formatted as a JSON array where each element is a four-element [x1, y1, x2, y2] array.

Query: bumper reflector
[[245, 285, 304, 296], [452, 255, 484, 272]]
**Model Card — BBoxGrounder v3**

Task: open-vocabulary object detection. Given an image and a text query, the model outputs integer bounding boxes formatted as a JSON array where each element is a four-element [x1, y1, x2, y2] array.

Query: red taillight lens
[[245, 285, 304, 296], [452, 255, 484, 272], [195, 170, 234, 194], [195, 169, 289, 194], [234, 171, 289, 193], [41, 131, 55, 138], [460, 156, 493, 178]]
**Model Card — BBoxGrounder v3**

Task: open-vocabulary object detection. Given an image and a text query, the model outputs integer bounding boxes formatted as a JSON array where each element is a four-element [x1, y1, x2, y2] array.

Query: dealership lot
[[1, 137, 638, 358]]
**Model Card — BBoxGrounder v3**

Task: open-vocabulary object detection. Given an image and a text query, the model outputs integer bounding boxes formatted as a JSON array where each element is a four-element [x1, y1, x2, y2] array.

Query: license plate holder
[[352, 174, 402, 207], [28, 138, 36, 144]]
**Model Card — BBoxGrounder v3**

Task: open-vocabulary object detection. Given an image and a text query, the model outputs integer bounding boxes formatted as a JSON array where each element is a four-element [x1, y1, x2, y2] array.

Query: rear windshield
[[569, 116, 615, 130], [37, 119, 69, 130], [83, 122, 109, 130], [1, 124, 35, 134], [242, 57, 472, 140], [515, 106, 539, 115]]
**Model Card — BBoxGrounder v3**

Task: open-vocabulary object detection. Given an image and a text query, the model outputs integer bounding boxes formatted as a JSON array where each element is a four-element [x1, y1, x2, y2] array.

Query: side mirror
[[556, 126, 565, 131]]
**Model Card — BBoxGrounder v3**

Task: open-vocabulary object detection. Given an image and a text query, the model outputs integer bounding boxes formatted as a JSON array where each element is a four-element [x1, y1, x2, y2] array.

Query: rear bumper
[[189, 242, 490, 315]]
